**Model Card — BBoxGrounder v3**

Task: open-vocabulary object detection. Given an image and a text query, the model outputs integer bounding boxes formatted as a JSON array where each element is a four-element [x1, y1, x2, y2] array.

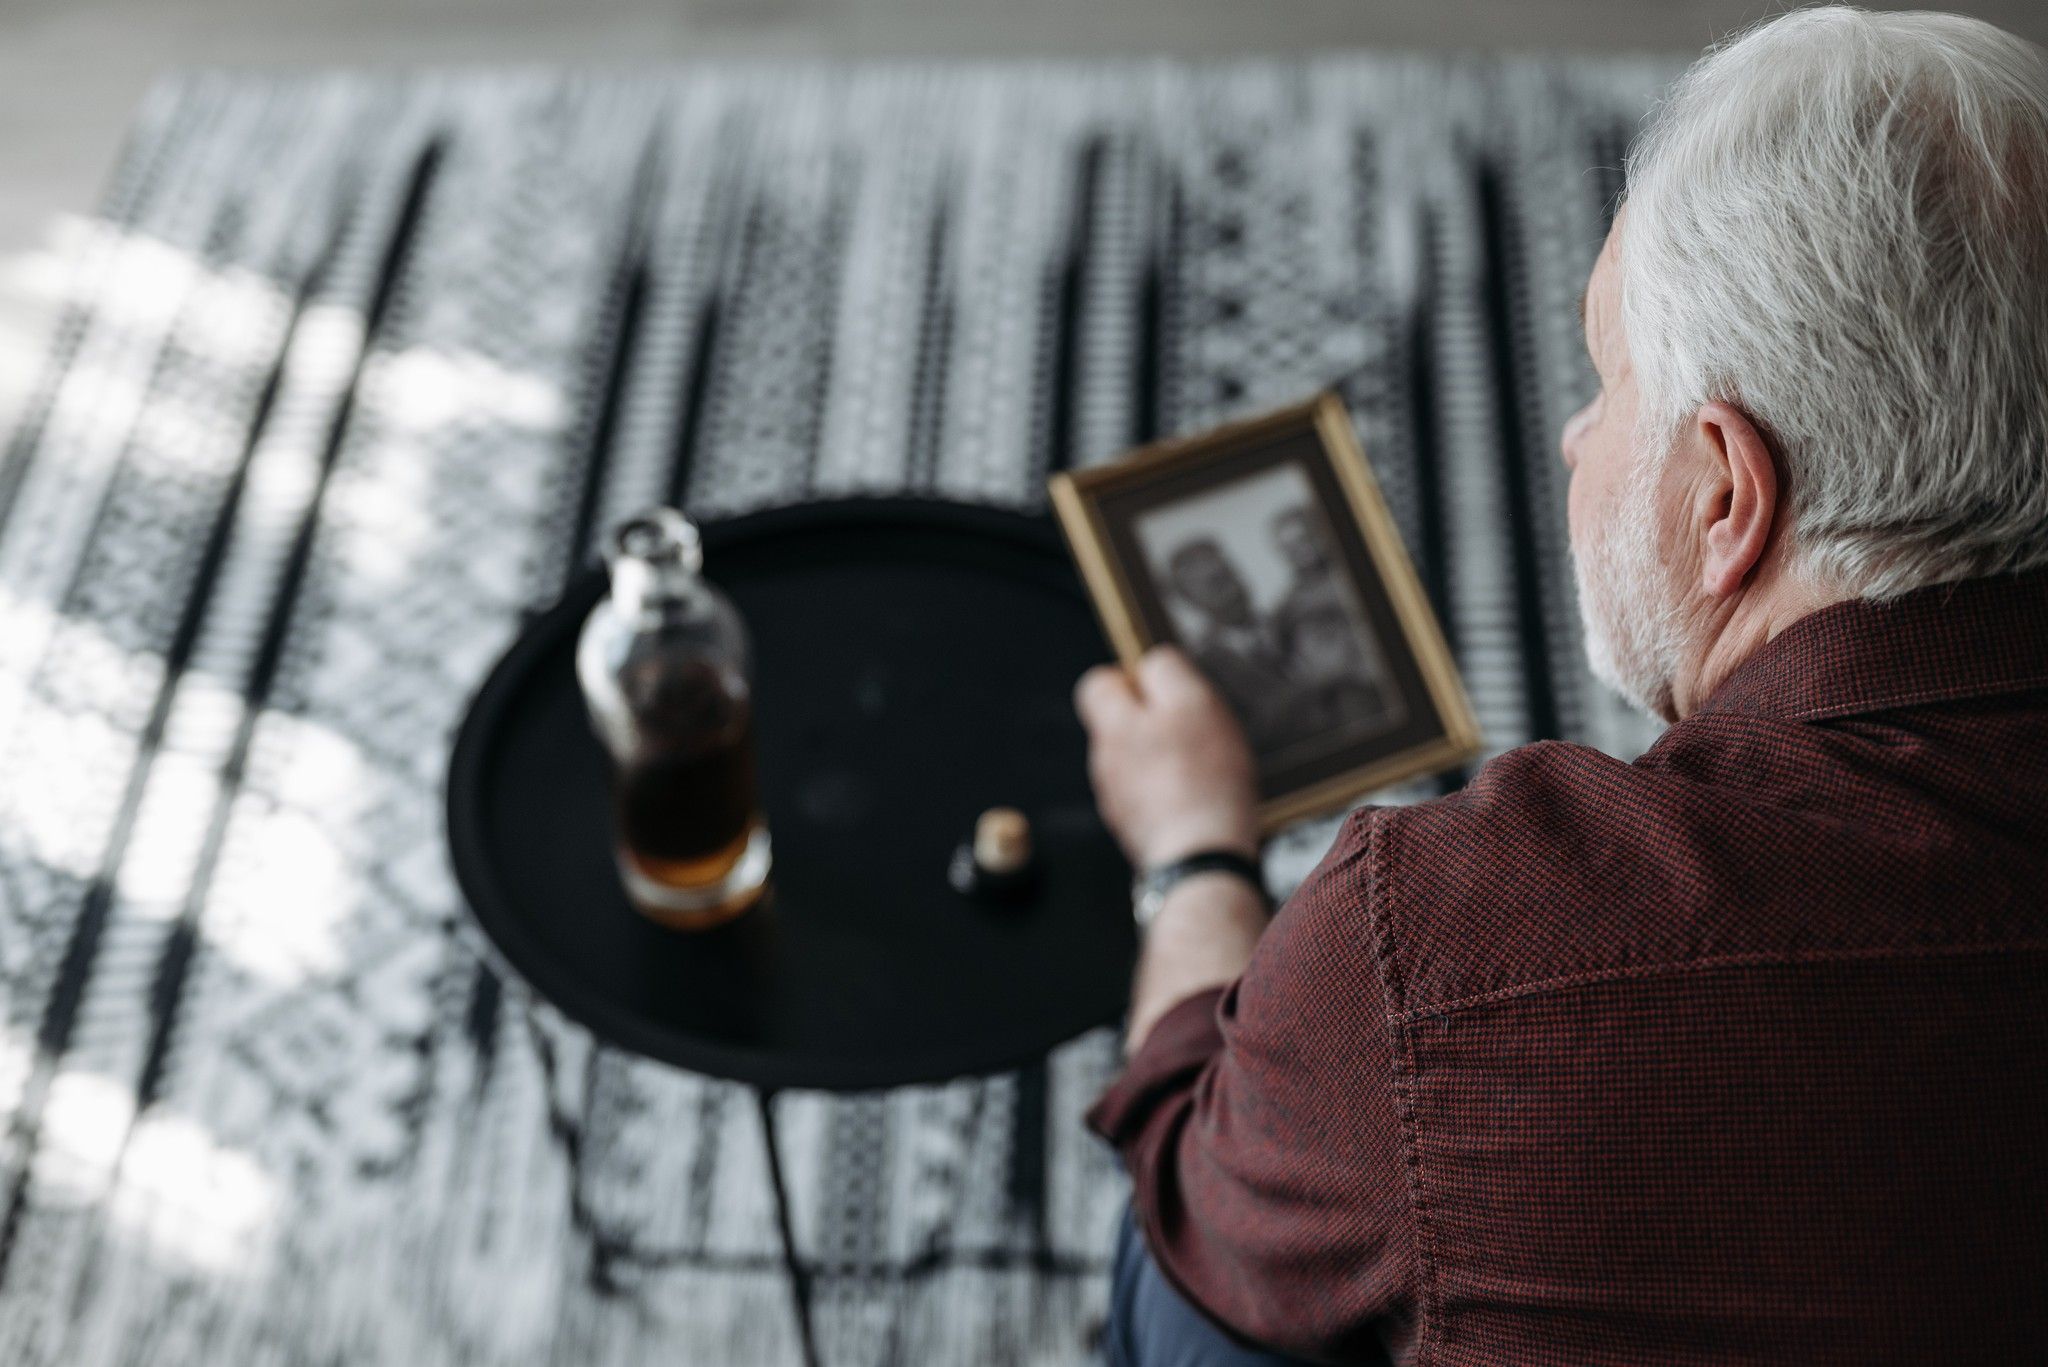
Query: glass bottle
[[576, 508, 772, 930]]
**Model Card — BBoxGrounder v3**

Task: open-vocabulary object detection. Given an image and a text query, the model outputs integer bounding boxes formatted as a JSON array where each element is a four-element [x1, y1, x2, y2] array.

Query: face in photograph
[[1272, 506, 1329, 579], [1164, 538, 1257, 630], [1155, 534, 1296, 752], [1267, 503, 1402, 734]]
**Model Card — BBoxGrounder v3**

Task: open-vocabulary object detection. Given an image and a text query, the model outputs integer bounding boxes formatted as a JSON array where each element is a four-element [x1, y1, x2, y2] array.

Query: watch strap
[[1132, 849, 1269, 928]]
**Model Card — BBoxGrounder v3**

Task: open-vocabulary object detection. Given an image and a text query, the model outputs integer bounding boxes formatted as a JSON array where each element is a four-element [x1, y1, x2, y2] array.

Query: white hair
[[1621, 6, 2048, 599]]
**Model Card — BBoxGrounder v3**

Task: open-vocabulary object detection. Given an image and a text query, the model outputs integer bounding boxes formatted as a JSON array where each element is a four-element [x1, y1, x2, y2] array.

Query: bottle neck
[[610, 556, 708, 625], [606, 508, 707, 626]]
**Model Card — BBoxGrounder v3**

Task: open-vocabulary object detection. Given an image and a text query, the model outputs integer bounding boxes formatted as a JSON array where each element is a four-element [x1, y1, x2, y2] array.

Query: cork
[[972, 807, 1032, 875]]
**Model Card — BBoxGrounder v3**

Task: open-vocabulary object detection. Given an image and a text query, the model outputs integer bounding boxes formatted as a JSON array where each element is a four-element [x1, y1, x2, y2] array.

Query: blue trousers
[[1104, 1207, 1352, 1367]]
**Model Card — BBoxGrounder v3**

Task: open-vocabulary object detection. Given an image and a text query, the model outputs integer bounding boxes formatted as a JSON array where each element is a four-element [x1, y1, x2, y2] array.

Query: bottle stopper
[[972, 807, 1031, 875], [950, 807, 1037, 903], [606, 508, 703, 616]]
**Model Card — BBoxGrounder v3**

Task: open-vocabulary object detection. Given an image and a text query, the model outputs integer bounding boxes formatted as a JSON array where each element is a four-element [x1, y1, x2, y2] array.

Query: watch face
[[1131, 879, 1163, 929]]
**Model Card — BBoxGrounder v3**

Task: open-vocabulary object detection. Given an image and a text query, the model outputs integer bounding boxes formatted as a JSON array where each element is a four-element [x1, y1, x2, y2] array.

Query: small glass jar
[[576, 508, 771, 929]]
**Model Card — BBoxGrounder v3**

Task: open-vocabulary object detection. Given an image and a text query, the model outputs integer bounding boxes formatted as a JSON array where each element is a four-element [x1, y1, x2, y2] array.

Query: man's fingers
[[1137, 644, 1211, 702], [1078, 648, 1221, 728], [1074, 663, 1136, 728]]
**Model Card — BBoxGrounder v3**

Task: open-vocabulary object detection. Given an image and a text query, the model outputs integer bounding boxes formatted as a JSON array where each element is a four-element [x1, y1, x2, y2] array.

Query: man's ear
[[1694, 399, 1780, 599]]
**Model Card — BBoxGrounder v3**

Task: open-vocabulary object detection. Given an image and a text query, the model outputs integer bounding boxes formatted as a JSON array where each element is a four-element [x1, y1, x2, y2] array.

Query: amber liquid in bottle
[[611, 666, 765, 927]]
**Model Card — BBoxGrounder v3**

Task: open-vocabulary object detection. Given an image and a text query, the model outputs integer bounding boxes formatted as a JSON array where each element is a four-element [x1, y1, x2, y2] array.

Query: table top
[[447, 498, 1137, 1091]]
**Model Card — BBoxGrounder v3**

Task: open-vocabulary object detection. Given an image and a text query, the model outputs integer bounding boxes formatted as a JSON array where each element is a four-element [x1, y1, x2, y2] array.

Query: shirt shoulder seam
[[1388, 938, 2048, 1025], [1365, 806, 1448, 1365]]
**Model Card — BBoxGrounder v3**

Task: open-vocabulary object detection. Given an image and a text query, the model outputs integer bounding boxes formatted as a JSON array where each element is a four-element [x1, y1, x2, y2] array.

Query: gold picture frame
[[1049, 391, 1482, 832]]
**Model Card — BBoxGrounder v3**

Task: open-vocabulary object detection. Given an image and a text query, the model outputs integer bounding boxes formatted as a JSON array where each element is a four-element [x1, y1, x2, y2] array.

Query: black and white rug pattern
[[0, 62, 1670, 1366]]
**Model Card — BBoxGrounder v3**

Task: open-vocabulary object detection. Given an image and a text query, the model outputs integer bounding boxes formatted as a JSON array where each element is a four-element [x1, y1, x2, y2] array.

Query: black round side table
[[447, 498, 1136, 1365]]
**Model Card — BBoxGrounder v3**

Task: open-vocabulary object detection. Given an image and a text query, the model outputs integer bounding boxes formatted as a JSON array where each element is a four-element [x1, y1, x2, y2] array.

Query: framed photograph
[[1049, 391, 1481, 832]]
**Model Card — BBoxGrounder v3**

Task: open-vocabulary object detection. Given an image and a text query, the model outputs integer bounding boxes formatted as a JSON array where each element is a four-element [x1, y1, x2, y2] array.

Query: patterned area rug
[[0, 61, 1669, 1366]]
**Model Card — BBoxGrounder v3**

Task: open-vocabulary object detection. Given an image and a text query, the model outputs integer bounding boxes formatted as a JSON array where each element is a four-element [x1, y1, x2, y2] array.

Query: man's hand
[[1076, 646, 1266, 1053], [1074, 646, 1260, 870]]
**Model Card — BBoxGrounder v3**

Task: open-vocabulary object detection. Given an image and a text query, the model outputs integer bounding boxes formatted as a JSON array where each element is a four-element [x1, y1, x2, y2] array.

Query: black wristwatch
[[1130, 849, 1270, 930]]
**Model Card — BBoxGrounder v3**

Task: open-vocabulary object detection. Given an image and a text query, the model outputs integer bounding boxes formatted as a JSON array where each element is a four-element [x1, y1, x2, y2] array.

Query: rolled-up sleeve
[[1085, 812, 1414, 1362]]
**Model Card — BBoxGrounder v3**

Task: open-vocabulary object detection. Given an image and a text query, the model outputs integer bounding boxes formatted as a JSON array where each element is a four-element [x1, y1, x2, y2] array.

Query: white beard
[[1572, 464, 1688, 721]]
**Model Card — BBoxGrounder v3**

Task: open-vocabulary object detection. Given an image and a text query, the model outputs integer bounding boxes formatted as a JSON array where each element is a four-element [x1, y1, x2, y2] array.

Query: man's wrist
[[1132, 848, 1270, 929], [1122, 865, 1270, 1053], [1152, 868, 1271, 927], [1136, 827, 1260, 871]]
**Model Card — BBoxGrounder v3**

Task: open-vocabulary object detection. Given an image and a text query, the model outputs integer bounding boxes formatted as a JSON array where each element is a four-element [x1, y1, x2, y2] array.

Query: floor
[[3, 0, 2045, 434], [0, 60, 1647, 1366]]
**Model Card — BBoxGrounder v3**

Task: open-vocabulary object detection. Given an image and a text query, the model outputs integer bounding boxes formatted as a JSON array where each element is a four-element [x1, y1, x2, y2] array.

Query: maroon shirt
[[1088, 570, 2048, 1366]]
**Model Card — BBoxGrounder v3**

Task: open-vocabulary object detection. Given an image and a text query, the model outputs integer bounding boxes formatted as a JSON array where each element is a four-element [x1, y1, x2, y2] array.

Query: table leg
[[755, 1087, 822, 1367]]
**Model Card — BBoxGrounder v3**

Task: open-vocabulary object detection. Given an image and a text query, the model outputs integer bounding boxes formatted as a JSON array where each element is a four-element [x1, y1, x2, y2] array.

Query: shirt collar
[[1695, 568, 2048, 722]]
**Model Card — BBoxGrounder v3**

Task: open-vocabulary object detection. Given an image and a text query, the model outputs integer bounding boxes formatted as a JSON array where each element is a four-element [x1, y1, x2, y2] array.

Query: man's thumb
[[1137, 644, 1204, 698]]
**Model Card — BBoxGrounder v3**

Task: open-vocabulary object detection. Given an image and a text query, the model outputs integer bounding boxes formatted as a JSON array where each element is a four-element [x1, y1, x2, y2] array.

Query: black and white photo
[[1050, 391, 1480, 829], [1132, 463, 1404, 766]]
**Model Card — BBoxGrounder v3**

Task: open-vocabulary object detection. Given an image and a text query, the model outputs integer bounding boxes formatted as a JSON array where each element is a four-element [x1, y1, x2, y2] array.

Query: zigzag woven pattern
[[0, 62, 1669, 1366]]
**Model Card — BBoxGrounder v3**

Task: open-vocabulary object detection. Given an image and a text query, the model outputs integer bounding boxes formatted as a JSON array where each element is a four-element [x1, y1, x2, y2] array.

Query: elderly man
[[1075, 9, 2048, 1366]]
